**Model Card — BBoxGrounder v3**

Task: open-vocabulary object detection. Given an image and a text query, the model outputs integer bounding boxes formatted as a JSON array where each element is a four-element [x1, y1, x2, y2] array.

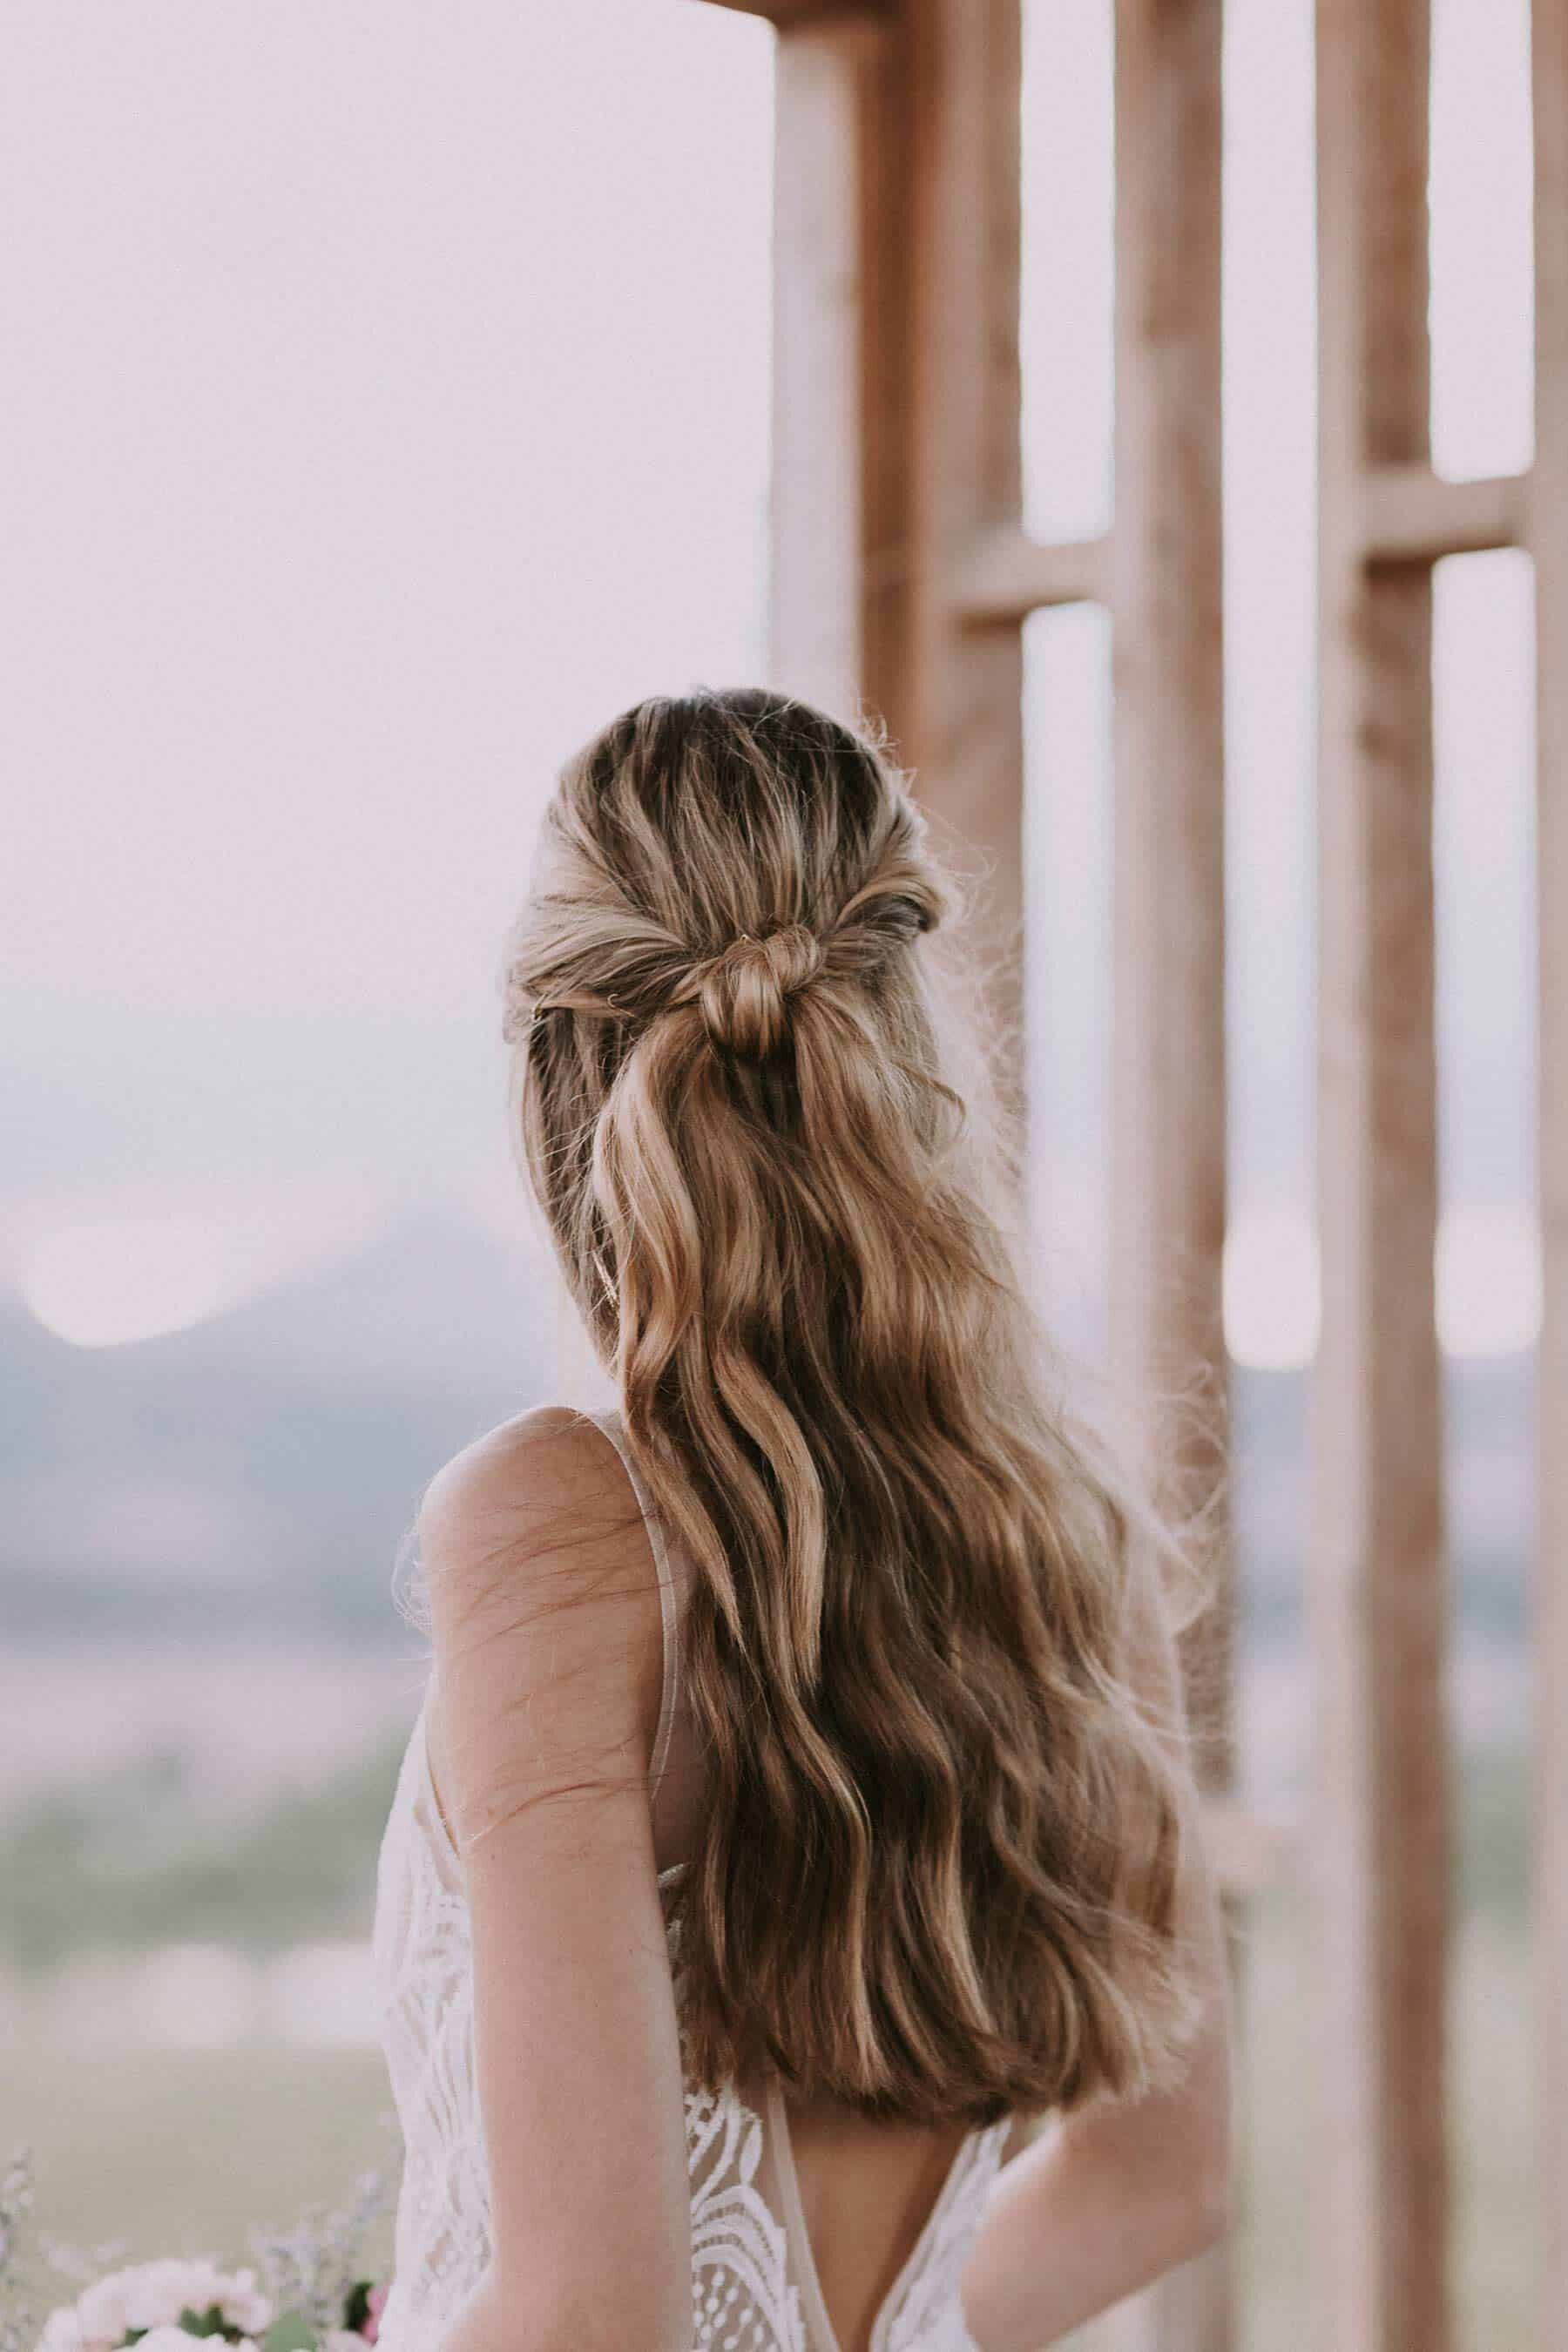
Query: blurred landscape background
[[0, 2, 1537, 2345]]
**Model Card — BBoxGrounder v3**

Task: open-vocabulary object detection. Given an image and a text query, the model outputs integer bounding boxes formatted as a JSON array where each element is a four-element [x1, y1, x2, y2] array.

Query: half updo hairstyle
[[502, 687, 1206, 2127]]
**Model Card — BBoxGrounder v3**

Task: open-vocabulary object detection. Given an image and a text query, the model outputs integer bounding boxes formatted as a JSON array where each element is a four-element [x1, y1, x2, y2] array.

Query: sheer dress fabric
[[370, 1405, 1012, 2352]]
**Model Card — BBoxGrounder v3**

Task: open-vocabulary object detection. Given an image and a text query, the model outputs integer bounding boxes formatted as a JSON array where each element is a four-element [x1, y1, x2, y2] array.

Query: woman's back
[[372, 1402, 1015, 2352], [370, 688, 1228, 2351]]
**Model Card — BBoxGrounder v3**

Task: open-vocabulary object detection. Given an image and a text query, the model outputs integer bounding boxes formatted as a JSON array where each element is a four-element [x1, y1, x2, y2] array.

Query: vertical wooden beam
[[766, 5, 914, 742], [1312, 5, 1450, 2349], [768, 21, 885, 718], [768, 2, 1025, 1123], [895, 0, 1027, 1120], [1105, 3, 1231, 2348], [1532, 4, 1568, 2338], [855, 6, 915, 764]]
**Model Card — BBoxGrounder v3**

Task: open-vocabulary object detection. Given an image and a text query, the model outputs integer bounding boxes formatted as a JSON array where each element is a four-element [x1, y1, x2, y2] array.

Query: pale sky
[[0, 0, 1539, 1363], [0, 0, 774, 1232]]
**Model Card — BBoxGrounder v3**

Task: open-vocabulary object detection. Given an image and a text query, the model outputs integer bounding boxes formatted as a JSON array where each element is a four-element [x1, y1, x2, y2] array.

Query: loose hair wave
[[503, 686, 1206, 2127]]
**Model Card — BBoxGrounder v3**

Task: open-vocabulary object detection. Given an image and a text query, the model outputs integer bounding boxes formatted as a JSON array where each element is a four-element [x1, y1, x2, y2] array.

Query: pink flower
[[362, 2284, 388, 2344]]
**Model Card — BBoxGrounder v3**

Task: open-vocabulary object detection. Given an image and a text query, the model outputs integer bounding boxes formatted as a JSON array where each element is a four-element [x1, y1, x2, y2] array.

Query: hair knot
[[671, 921, 822, 1060]]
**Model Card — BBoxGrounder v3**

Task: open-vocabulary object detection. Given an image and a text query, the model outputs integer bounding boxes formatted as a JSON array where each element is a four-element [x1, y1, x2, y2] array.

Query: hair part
[[502, 686, 1210, 2126]]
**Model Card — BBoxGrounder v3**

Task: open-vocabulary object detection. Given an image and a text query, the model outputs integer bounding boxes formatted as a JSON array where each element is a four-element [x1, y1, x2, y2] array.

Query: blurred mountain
[[1, 1206, 559, 1639], [1, 1207, 1534, 1648]]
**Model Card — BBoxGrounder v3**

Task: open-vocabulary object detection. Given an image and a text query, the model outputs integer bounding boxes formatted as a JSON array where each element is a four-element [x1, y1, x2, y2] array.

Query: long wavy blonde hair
[[503, 686, 1205, 2127]]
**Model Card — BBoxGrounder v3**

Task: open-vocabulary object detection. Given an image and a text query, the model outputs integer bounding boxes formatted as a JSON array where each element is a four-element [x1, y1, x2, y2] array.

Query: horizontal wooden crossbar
[[1359, 461, 1528, 561], [697, 0, 892, 24], [947, 469, 1530, 622], [951, 524, 1110, 619]]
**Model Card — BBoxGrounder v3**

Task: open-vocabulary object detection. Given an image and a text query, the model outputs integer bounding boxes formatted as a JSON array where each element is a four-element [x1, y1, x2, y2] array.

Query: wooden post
[[1312, 4, 1450, 2349], [768, 20, 886, 719], [764, 4, 913, 745], [716, 2, 1561, 2343], [1105, 3, 1231, 2349], [892, 0, 1027, 1121], [1532, 4, 1568, 2338], [767, 3, 1026, 1128]]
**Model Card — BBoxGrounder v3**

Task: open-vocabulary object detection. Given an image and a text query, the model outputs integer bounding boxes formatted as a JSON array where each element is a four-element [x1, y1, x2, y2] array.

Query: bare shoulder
[[417, 1403, 636, 1577], [417, 1406, 666, 1843]]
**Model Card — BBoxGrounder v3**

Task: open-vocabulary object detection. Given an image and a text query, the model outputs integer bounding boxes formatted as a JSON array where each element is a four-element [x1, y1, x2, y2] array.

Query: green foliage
[[341, 2283, 375, 2335], [260, 2317, 316, 2352], [0, 2147, 37, 2352], [0, 1739, 406, 1973], [175, 2308, 234, 2341], [0, 1722, 1531, 1975]]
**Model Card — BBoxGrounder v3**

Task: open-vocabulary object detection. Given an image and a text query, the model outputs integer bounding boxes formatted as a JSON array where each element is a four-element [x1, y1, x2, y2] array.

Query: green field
[[1, 1903, 1533, 2351], [1234, 1889, 1534, 2351], [0, 1743, 1536, 2349], [0, 2045, 395, 2332]]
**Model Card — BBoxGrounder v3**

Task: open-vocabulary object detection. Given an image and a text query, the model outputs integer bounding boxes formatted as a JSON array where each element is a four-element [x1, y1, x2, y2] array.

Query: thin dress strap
[[580, 1401, 681, 1789]]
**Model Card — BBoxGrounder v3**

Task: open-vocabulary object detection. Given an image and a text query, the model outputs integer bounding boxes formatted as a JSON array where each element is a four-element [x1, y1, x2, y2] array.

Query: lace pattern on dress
[[372, 1689, 1007, 2352]]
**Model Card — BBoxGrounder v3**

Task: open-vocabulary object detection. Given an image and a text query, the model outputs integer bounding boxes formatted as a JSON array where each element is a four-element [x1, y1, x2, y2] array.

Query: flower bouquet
[[1, 2153, 390, 2352]]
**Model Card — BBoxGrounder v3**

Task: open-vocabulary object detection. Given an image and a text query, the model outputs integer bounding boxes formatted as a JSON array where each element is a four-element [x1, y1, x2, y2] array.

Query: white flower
[[212, 2270, 273, 2335], [71, 2268, 134, 2348], [133, 2331, 205, 2352], [323, 2333, 366, 2352], [65, 2257, 274, 2352], [129, 2261, 225, 2331], [37, 2308, 86, 2352]]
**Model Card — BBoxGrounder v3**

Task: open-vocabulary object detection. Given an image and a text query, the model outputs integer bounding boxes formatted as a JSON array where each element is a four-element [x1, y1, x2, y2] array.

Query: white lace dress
[[370, 1405, 1013, 2352]]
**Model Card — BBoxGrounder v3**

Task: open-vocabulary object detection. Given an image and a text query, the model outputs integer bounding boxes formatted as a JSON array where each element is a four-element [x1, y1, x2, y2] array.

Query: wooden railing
[[697, 3, 1563, 2347], [1317, 7, 1562, 2348]]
